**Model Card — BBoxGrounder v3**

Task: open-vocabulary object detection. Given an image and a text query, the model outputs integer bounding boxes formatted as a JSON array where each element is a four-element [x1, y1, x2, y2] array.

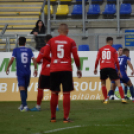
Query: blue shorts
[[17, 75, 30, 88], [111, 71, 130, 84]]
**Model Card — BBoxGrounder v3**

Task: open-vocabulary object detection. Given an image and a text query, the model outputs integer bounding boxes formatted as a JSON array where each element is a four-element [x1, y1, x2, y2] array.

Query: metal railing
[[0, 32, 134, 51], [0, 24, 8, 36]]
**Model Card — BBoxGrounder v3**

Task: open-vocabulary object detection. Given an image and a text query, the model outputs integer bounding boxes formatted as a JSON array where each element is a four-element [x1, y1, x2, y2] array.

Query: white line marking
[[33, 124, 130, 134], [45, 125, 81, 133]]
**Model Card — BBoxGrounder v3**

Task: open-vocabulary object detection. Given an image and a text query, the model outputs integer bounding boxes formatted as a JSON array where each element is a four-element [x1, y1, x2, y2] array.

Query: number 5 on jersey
[[57, 45, 64, 58]]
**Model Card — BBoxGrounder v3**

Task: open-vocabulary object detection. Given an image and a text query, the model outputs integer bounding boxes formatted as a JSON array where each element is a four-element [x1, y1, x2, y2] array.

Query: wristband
[[34, 69, 38, 71]]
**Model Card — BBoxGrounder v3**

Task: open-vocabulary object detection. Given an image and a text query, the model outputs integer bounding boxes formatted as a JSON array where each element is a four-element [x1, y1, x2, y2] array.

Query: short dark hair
[[45, 34, 52, 43], [118, 47, 123, 50], [106, 37, 113, 42], [19, 37, 26, 46], [123, 48, 129, 53]]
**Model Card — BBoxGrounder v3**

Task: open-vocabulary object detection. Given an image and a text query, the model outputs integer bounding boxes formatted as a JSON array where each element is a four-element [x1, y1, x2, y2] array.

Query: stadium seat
[[103, 4, 116, 15], [56, 5, 69, 15], [44, 5, 53, 14], [78, 45, 90, 51], [87, 4, 100, 15], [120, 3, 132, 15], [71, 5, 82, 15], [112, 44, 122, 51]]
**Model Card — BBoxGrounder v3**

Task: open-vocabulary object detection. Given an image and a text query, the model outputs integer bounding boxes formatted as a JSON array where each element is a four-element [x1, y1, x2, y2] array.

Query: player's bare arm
[[127, 60, 134, 75], [32, 57, 38, 77], [71, 43, 82, 78], [6, 57, 15, 75], [94, 51, 100, 75]]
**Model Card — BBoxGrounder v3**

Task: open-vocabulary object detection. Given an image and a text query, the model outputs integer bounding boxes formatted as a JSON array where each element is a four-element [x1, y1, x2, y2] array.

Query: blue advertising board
[[125, 30, 134, 46]]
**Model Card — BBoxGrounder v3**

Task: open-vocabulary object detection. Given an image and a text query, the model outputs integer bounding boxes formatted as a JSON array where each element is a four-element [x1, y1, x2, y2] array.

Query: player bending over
[[108, 48, 134, 102], [44, 23, 82, 123], [6, 37, 38, 111], [94, 37, 127, 104], [31, 35, 59, 111]]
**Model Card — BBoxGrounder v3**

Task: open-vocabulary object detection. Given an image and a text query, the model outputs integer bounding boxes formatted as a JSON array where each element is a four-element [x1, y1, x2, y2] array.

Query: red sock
[[63, 93, 70, 119], [118, 86, 124, 99], [37, 89, 43, 105], [51, 93, 58, 119], [102, 86, 107, 100]]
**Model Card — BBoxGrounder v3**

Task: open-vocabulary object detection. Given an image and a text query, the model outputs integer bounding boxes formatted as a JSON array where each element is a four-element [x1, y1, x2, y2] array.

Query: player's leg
[[31, 75, 44, 111], [100, 69, 108, 103], [115, 79, 127, 103], [17, 76, 28, 111], [50, 72, 60, 122], [124, 83, 129, 100], [126, 80, 134, 102], [108, 82, 116, 100], [20, 75, 31, 112], [62, 71, 74, 122], [108, 68, 126, 103], [51, 91, 59, 122], [121, 72, 133, 101], [101, 80, 108, 103]]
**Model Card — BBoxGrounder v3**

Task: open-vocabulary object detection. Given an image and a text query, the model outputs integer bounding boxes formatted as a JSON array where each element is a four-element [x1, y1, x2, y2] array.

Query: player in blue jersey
[[6, 37, 38, 111], [108, 48, 134, 101]]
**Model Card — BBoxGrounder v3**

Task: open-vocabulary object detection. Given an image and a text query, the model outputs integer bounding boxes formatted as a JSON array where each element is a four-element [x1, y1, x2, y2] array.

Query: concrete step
[[0, 2, 42, 6], [0, 0, 44, 1], [0, 7, 41, 12], [0, 12, 40, 15], [5, 29, 31, 33], [0, 25, 35, 30], [0, 16, 39, 20]]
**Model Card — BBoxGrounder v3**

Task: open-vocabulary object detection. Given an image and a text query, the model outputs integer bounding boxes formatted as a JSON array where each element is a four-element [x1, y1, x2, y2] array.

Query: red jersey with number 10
[[95, 45, 120, 70], [44, 35, 80, 72]]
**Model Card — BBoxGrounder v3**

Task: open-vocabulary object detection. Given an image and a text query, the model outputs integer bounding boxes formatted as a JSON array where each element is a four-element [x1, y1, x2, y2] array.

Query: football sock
[[130, 86, 134, 99], [102, 86, 108, 100], [108, 90, 114, 97], [50, 93, 58, 119], [118, 86, 124, 99], [125, 86, 128, 96], [37, 89, 43, 106], [25, 88, 27, 100], [20, 90, 27, 107], [63, 93, 70, 119]]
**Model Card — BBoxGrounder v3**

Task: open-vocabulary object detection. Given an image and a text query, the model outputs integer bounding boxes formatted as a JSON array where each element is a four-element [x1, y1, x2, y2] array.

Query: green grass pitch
[[0, 101, 134, 134]]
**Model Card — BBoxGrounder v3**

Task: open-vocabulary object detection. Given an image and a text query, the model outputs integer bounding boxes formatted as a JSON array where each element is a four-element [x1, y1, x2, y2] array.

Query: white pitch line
[[34, 124, 129, 134], [44, 125, 82, 133]]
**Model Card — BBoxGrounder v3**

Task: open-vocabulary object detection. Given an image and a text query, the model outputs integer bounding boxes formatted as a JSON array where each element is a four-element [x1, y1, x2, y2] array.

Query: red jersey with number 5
[[43, 35, 80, 72], [95, 45, 120, 70]]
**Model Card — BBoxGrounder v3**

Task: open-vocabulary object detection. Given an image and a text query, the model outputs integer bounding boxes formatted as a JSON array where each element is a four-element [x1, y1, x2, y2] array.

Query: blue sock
[[20, 90, 27, 107], [25, 88, 27, 100], [108, 90, 114, 97], [125, 86, 128, 96], [130, 86, 134, 98]]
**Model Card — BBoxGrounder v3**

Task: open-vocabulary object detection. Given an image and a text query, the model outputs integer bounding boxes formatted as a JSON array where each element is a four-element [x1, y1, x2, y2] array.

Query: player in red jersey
[[94, 37, 127, 104], [44, 23, 82, 123], [30, 35, 59, 111]]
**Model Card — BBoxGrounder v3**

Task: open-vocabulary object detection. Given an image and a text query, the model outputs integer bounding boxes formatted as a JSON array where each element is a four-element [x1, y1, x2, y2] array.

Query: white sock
[[24, 106, 28, 109], [36, 105, 41, 109], [57, 105, 59, 108]]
